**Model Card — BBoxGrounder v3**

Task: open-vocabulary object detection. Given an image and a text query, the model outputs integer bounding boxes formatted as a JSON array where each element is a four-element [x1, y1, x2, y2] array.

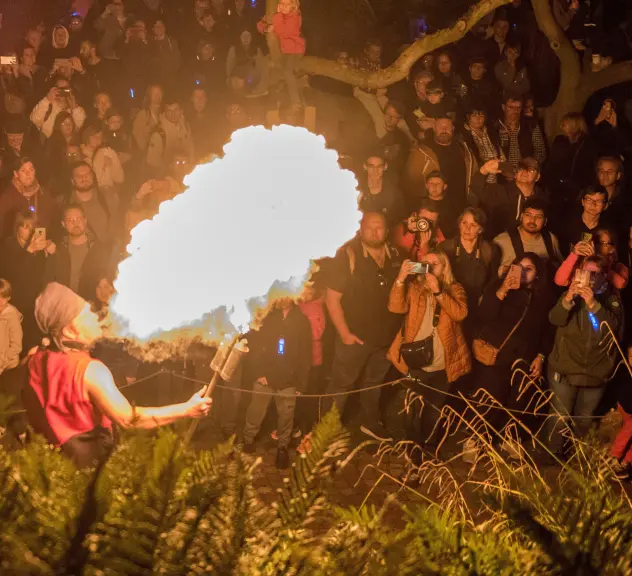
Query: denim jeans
[[547, 365, 606, 453]]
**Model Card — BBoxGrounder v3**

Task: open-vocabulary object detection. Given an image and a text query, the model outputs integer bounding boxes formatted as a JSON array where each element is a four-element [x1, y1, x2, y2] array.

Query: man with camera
[[547, 255, 623, 455], [30, 77, 86, 139], [324, 211, 402, 440], [393, 199, 445, 262]]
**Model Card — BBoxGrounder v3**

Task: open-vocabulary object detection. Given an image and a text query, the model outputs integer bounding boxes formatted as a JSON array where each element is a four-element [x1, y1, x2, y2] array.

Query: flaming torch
[[107, 125, 362, 439]]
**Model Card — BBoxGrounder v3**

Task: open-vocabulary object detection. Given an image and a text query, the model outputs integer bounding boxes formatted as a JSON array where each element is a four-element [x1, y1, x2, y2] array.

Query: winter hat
[[35, 283, 87, 338]]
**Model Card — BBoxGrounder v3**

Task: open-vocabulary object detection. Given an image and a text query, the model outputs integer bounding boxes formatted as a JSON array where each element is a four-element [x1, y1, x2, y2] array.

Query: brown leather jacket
[[387, 280, 471, 382]]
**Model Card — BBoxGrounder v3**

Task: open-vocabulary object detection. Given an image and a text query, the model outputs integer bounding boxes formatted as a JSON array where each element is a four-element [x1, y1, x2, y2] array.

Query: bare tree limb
[[295, 0, 513, 90], [530, 0, 581, 108], [579, 60, 632, 101]]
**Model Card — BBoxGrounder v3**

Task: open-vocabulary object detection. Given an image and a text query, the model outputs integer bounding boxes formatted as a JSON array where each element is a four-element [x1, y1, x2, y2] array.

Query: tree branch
[[531, 0, 581, 109], [579, 60, 632, 101], [296, 0, 513, 89]]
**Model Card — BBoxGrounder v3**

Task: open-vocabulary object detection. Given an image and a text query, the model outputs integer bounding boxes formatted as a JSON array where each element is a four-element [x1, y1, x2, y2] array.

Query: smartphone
[[0, 56, 17, 65], [34, 227, 46, 242], [129, 88, 135, 99], [410, 262, 430, 274], [277, 337, 285, 356], [581, 232, 593, 243], [574, 269, 591, 289], [55, 58, 72, 68], [508, 264, 522, 283]]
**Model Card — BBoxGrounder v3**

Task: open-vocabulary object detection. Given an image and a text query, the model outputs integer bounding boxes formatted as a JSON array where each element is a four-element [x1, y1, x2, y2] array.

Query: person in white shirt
[[30, 77, 86, 139]]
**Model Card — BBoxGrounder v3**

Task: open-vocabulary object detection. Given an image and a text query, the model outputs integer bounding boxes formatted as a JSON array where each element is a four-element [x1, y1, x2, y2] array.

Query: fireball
[[109, 125, 361, 343]]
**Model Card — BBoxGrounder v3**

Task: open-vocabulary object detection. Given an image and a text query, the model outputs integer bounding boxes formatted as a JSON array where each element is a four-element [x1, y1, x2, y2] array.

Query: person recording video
[[29, 77, 86, 139], [393, 199, 445, 261]]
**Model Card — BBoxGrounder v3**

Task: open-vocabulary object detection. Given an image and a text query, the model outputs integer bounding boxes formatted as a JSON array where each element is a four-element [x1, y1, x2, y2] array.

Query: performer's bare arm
[[85, 360, 211, 429]]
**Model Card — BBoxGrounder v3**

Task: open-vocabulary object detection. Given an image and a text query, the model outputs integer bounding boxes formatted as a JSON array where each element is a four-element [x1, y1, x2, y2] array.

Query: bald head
[[360, 212, 387, 249]]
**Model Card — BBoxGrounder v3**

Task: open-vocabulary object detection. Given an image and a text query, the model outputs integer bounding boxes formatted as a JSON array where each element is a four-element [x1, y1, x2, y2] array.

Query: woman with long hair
[[226, 29, 269, 97], [388, 250, 471, 458], [45, 111, 79, 196], [0, 210, 55, 350], [132, 84, 163, 153], [465, 252, 556, 459], [434, 50, 465, 101], [555, 227, 629, 290]]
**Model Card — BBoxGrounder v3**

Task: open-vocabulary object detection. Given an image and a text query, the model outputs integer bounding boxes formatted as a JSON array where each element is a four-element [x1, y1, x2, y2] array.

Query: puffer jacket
[[387, 280, 471, 382], [0, 304, 23, 375], [548, 289, 623, 386]]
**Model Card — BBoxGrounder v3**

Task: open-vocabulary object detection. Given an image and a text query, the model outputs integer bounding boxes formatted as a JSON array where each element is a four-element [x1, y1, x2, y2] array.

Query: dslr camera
[[409, 215, 433, 233]]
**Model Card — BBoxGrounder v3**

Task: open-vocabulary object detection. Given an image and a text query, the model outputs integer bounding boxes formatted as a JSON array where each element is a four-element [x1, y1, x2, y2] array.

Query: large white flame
[[109, 125, 361, 342]]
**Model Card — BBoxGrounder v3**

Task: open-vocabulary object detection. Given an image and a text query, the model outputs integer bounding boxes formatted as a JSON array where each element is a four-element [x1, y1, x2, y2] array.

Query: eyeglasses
[[598, 240, 614, 246], [583, 197, 606, 206]]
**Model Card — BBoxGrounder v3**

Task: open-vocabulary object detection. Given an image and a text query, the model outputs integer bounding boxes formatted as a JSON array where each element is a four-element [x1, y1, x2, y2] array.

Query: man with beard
[[494, 92, 546, 170], [324, 212, 402, 440], [23, 282, 212, 468], [406, 116, 478, 226], [44, 204, 111, 303], [493, 197, 562, 276], [66, 162, 112, 246], [79, 39, 120, 103]]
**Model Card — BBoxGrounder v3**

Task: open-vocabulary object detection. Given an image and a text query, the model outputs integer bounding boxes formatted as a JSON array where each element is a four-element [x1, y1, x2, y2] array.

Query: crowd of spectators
[[0, 0, 632, 474]]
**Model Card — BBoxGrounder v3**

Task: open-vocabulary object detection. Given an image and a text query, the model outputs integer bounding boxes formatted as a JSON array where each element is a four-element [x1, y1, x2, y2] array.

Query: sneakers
[[276, 447, 290, 469], [360, 425, 393, 442], [462, 438, 478, 464], [271, 428, 302, 441]]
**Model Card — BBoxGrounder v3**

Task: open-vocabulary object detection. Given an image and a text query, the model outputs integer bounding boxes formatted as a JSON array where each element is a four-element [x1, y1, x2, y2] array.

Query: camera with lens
[[409, 215, 433, 233]]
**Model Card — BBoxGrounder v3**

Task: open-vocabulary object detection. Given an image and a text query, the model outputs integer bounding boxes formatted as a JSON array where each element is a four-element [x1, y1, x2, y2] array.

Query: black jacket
[[477, 281, 556, 367], [44, 236, 112, 302], [247, 305, 312, 392]]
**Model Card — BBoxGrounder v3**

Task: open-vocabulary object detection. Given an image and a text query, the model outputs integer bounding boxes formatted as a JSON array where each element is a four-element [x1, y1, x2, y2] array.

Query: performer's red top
[[25, 349, 112, 447]]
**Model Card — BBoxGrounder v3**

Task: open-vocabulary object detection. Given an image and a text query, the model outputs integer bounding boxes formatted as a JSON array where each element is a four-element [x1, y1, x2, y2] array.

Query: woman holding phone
[[465, 253, 555, 459], [387, 250, 470, 458]]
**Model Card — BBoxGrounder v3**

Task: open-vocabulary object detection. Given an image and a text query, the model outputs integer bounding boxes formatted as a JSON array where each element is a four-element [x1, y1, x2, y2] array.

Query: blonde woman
[[388, 250, 470, 457]]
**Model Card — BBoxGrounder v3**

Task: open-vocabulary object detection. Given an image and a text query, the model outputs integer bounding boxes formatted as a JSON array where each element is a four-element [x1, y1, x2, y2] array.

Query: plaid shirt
[[498, 120, 547, 169], [468, 125, 506, 183]]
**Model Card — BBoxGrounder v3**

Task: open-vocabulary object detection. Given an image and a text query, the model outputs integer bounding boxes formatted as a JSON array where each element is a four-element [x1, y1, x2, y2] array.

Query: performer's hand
[[186, 387, 212, 418]]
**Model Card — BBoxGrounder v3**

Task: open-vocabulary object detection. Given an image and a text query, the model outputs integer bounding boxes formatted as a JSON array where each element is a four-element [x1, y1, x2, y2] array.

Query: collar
[[360, 241, 391, 260]]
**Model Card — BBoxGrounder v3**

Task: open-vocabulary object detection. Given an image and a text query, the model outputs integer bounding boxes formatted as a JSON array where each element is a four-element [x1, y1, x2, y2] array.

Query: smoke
[[107, 125, 361, 352]]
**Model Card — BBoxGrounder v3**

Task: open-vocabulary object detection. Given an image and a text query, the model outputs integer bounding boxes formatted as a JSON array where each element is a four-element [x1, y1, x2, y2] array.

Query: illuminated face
[[468, 110, 485, 130], [153, 20, 166, 38], [426, 177, 446, 201], [414, 75, 432, 99], [6, 132, 24, 150], [520, 208, 545, 234], [421, 253, 444, 278], [437, 54, 451, 74], [582, 193, 607, 217], [106, 115, 123, 131], [459, 213, 482, 242], [72, 165, 95, 192], [384, 105, 401, 131], [60, 117, 75, 139], [503, 99, 522, 123], [94, 93, 112, 118], [515, 165, 539, 186], [164, 103, 182, 124], [26, 30, 43, 51], [148, 85, 164, 107], [53, 28, 67, 47], [22, 47, 36, 67], [17, 218, 35, 244], [68, 303, 103, 345], [427, 90, 443, 104], [191, 88, 207, 112], [360, 213, 387, 248], [80, 41, 93, 60], [14, 162, 36, 187], [365, 156, 386, 182], [469, 62, 485, 80], [63, 207, 87, 236], [519, 257, 536, 285], [595, 231, 615, 260], [597, 160, 620, 189], [493, 19, 509, 40], [434, 119, 454, 145]]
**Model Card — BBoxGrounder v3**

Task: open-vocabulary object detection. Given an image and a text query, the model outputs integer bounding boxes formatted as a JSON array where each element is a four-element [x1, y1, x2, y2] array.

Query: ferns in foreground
[[0, 408, 631, 575]]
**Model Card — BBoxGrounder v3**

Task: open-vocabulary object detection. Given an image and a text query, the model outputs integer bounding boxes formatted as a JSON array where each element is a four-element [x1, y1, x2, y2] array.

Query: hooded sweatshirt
[[0, 304, 23, 375]]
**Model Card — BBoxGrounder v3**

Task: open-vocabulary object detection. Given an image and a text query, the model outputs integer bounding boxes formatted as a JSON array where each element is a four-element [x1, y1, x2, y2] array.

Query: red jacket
[[258, 11, 305, 55]]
